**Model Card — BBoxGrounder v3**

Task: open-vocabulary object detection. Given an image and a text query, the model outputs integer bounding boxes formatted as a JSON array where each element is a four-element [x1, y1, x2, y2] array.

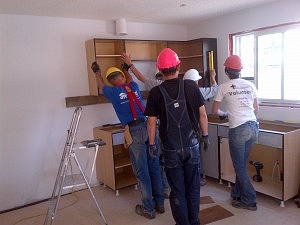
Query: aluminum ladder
[[44, 107, 108, 225]]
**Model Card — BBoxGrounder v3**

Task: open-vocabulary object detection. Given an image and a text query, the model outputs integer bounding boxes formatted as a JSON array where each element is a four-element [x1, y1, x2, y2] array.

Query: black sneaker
[[232, 196, 241, 204], [135, 204, 155, 219], [232, 201, 257, 211], [156, 205, 165, 214]]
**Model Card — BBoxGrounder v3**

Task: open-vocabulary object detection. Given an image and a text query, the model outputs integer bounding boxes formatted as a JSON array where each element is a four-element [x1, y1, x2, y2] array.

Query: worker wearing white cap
[[183, 68, 218, 101]]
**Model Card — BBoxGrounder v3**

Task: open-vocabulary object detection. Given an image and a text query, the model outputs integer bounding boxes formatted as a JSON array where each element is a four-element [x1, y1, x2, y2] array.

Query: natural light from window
[[232, 23, 300, 105]]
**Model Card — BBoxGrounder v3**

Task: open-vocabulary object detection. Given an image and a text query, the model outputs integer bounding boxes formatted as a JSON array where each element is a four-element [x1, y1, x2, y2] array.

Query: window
[[232, 23, 300, 105]]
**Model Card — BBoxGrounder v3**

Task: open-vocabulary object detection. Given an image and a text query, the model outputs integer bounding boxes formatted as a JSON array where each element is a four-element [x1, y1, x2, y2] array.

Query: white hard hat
[[183, 69, 202, 81]]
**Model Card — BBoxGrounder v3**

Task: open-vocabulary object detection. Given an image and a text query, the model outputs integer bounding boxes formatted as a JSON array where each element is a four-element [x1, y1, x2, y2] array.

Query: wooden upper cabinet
[[66, 38, 218, 107], [85, 39, 125, 95], [168, 38, 217, 87], [85, 39, 167, 96], [125, 40, 167, 61]]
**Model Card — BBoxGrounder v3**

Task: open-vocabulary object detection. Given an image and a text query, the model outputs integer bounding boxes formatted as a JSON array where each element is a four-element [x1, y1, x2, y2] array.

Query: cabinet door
[[201, 124, 219, 179], [201, 38, 218, 87], [219, 137, 235, 183]]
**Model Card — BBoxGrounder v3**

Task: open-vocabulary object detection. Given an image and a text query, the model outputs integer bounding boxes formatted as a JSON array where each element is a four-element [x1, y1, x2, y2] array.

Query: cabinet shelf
[[96, 54, 122, 58], [115, 170, 137, 189], [221, 173, 282, 200], [114, 154, 132, 169], [179, 55, 203, 59], [249, 173, 282, 200]]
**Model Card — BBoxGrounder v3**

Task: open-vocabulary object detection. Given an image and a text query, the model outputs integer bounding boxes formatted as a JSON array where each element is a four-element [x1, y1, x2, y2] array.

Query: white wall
[[189, 0, 300, 123], [0, 14, 186, 211]]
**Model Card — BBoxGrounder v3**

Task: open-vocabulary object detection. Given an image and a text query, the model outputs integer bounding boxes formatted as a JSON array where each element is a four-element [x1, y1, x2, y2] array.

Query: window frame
[[230, 22, 300, 108]]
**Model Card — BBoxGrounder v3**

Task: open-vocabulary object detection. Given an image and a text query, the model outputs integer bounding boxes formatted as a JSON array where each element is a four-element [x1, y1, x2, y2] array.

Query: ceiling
[[0, 0, 278, 25]]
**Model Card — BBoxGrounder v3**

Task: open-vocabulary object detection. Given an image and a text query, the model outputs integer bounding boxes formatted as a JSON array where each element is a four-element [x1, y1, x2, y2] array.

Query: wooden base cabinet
[[218, 121, 300, 206], [93, 125, 137, 195]]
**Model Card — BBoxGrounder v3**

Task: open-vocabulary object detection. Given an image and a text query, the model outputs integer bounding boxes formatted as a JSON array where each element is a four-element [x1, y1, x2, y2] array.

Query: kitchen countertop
[[208, 115, 300, 134]]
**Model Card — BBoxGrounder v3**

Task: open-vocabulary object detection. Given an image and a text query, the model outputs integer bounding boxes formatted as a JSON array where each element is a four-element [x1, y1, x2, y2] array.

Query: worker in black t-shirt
[[145, 48, 209, 225]]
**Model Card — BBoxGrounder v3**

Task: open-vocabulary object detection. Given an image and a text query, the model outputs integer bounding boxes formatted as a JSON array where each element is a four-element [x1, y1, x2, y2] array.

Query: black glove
[[219, 112, 228, 120], [121, 62, 131, 71], [159, 153, 165, 166], [91, 61, 100, 73], [148, 144, 158, 157], [201, 135, 210, 151]]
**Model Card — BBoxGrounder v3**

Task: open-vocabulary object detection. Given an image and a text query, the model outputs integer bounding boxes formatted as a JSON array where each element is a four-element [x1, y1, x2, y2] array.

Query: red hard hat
[[224, 55, 243, 70], [157, 48, 181, 69]]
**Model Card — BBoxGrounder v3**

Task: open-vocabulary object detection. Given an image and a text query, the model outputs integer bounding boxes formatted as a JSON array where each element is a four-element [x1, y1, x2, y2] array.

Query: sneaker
[[156, 205, 165, 214], [135, 204, 155, 219], [232, 196, 241, 204], [232, 201, 257, 211]]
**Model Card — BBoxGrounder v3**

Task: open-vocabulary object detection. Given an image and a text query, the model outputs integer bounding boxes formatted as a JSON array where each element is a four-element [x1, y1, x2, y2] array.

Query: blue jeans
[[128, 121, 164, 212], [228, 121, 259, 205], [163, 144, 200, 225]]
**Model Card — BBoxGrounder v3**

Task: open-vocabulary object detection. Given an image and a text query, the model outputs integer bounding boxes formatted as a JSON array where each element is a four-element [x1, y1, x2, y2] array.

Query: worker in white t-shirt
[[212, 55, 259, 211]]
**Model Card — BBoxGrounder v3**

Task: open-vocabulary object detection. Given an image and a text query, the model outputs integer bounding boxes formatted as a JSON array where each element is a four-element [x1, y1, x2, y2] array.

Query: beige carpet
[[199, 204, 234, 225]]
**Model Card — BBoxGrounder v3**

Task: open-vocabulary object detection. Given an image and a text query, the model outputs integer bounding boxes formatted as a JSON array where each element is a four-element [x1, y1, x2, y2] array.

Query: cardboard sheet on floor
[[199, 205, 234, 225], [200, 196, 214, 204]]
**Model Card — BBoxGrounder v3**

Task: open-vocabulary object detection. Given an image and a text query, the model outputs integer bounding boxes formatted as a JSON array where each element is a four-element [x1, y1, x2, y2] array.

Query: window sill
[[259, 102, 300, 108]]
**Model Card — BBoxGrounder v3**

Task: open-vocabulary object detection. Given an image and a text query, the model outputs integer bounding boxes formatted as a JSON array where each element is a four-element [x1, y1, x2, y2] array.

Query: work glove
[[201, 135, 210, 151], [91, 61, 100, 73], [148, 144, 158, 158], [219, 112, 228, 120], [121, 62, 131, 71]]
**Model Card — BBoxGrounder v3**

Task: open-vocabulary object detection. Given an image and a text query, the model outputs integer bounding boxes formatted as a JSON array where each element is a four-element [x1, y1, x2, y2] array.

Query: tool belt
[[127, 117, 147, 127]]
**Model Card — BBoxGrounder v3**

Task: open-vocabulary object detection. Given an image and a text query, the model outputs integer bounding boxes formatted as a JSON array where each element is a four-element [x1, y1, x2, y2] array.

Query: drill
[[249, 160, 264, 182]]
